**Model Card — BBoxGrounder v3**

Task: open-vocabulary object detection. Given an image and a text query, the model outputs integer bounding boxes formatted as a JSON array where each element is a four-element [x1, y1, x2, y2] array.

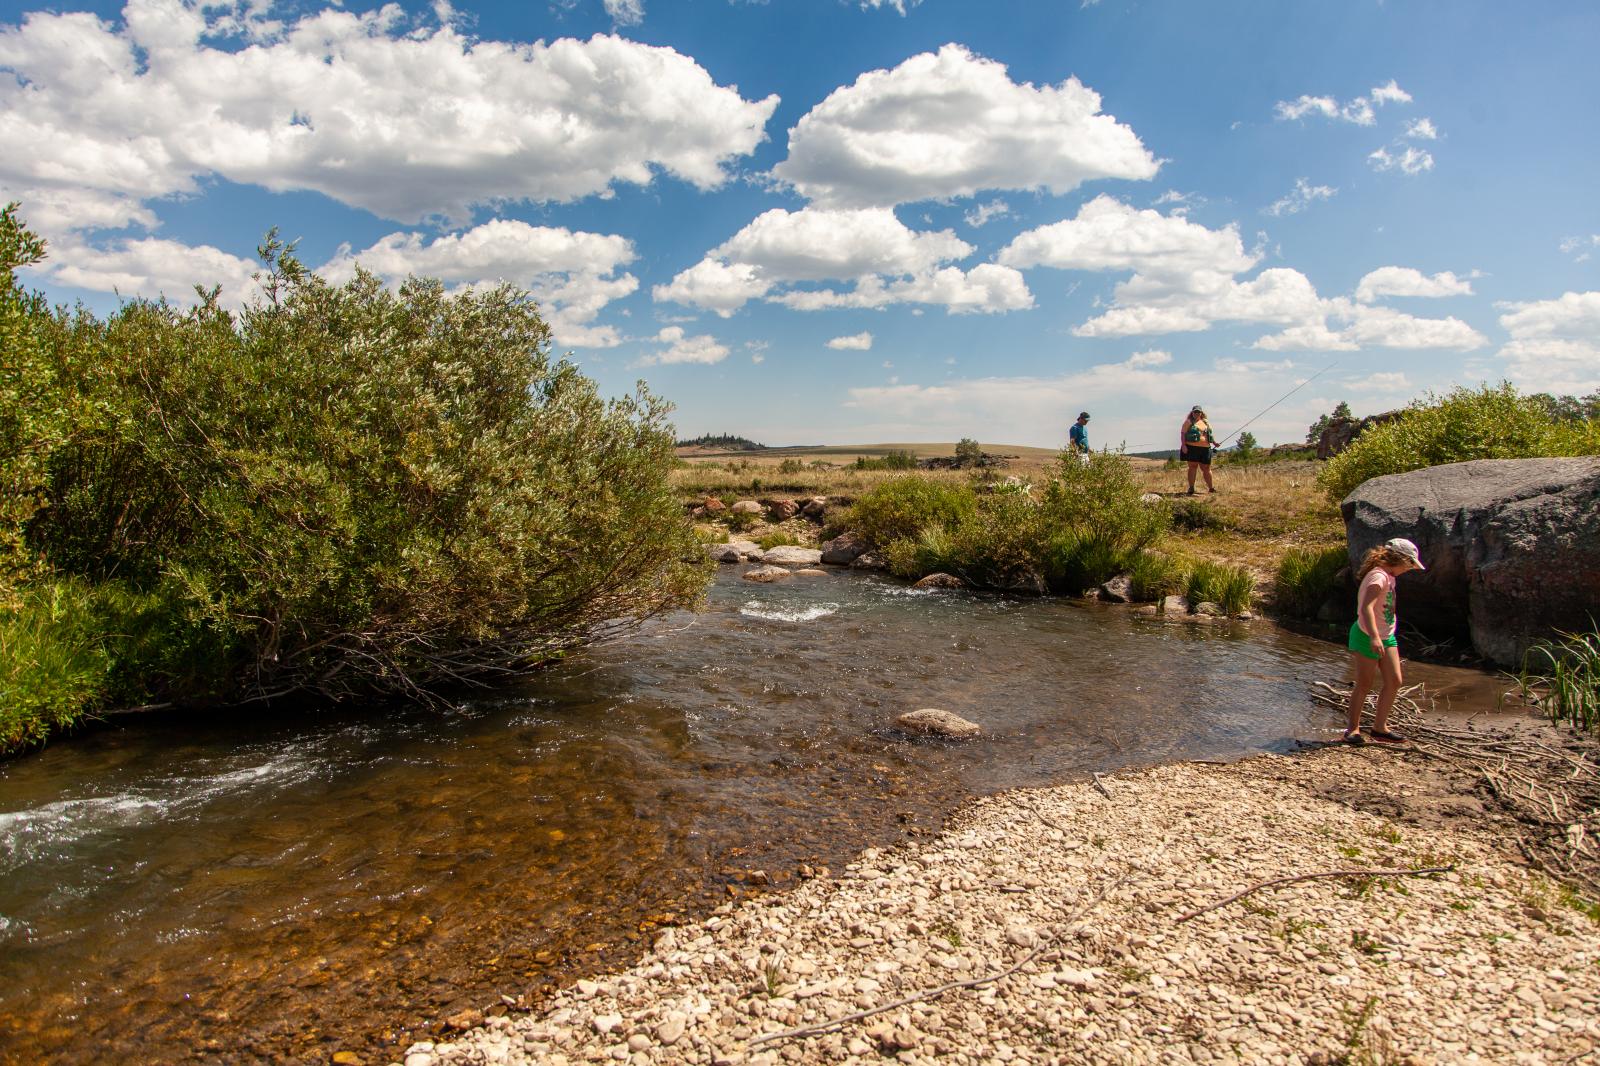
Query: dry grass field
[[674, 445, 1345, 586]]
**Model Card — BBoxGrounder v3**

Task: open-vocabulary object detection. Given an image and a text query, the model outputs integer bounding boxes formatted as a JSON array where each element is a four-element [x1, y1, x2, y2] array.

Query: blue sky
[[4, 0, 1597, 450]]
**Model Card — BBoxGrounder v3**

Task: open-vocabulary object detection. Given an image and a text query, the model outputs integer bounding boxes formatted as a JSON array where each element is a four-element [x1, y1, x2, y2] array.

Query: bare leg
[[1373, 646, 1404, 734], [1186, 461, 1199, 492], [1347, 653, 1377, 736], [1203, 465, 1216, 491]]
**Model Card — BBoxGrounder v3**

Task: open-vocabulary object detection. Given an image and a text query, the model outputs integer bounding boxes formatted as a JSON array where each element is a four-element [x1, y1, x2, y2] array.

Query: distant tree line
[[676, 433, 766, 450]]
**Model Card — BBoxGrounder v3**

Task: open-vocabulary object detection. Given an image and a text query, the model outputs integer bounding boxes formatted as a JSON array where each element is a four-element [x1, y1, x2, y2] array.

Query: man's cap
[[1078, 412, 1090, 420]]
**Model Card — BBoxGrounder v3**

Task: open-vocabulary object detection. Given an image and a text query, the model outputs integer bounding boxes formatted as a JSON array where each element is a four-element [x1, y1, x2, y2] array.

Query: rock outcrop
[[1341, 457, 1600, 666], [1316, 411, 1401, 460]]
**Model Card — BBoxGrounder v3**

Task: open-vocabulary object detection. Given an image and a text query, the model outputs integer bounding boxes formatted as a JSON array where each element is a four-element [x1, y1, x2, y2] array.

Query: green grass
[[756, 531, 802, 550], [1516, 625, 1600, 732], [1183, 559, 1255, 614], [1274, 545, 1349, 619]]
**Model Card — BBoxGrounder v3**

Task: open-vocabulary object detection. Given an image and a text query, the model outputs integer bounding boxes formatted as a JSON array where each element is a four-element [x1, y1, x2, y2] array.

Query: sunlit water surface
[[0, 568, 1506, 1063]]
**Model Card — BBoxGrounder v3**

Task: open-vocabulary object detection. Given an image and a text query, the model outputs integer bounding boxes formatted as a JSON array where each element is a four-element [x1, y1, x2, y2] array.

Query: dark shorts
[[1185, 447, 1212, 466]]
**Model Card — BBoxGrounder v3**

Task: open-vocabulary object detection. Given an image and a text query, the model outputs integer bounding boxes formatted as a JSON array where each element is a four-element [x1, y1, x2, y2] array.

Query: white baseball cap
[[1384, 537, 1426, 570]]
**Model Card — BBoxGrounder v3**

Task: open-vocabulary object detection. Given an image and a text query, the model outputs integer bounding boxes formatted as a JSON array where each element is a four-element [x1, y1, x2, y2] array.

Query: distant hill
[[675, 433, 766, 451]]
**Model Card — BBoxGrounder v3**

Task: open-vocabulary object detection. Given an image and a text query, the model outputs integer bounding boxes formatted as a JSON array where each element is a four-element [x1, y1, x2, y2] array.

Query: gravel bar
[[397, 749, 1600, 1065]]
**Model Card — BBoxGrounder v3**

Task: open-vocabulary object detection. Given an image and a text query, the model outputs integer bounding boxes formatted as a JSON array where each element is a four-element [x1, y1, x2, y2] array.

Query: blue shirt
[[1069, 422, 1088, 451]]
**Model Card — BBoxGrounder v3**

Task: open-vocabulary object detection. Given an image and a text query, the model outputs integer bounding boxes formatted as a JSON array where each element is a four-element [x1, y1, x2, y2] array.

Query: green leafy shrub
[[847, 476, 976, 548], [1320, 383, 1600, 501], [854, 449, 918, 471], [1274, 545, 1349, 619], [777, 458, 804, 474], [954, 438, 983, 467], [757, 531, 801, 550], [0, 579, 112, 751], [1184, 560, 1255, 615], [1036, 452, 1168, 591], [11, 234, 705, 739]]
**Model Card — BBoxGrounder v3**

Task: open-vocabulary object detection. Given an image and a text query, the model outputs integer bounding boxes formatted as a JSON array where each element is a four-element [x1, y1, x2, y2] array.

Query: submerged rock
[[895, 708, 981, 738], [1160, 594, 1191, 615], [912, 572, 965, 590], [741, 565, 792, 583], [1193, 601, 1225, 617]]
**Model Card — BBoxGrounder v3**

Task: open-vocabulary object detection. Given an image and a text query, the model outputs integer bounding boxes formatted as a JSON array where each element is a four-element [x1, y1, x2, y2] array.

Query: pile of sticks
[[1310, 681, 1600, 899]]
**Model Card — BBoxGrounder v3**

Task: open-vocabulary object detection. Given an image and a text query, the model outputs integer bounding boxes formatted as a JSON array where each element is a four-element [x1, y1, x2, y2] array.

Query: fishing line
[[1215, 361, 1340, 447]]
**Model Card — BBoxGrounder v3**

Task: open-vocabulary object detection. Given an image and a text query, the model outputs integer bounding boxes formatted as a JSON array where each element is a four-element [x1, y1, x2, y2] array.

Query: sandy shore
[[397, 746, 1599, 1065]]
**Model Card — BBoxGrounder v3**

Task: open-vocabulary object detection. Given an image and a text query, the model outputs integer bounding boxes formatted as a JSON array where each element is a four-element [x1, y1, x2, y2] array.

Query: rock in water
[[1342, 457, 1600, 666], [761, 545, 824, 567], [821, 532, 868, 565], [912, 572, 965, 590], [741, 565, 793, 583], [1099, 574, 1133, 603], [896, 708, 981, 738], [1193, 601, 1225, 617], [1160, 594, 1191, 616]]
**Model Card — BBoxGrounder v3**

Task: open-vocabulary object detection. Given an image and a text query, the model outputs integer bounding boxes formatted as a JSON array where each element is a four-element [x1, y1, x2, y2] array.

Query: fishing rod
[[1214, 360, 1340, 447]]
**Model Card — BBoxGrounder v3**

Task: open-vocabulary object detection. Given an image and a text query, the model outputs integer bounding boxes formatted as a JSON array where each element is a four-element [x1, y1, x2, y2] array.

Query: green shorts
[[1348, 622, 1398, 660]]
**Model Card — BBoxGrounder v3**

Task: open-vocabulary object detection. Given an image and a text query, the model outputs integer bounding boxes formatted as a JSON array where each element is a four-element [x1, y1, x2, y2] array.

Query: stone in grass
[[912, 572, 965, 590], [896, 708, 981, 738], [1099, 574, 1133, 603], [730, 500, 763, 515], [1193, 601, 1225, 617], [742, 565, 793, 583]]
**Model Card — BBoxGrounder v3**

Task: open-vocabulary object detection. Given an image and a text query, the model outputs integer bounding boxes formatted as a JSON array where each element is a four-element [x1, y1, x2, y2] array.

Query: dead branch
[[1176, 866, 1453, 923]]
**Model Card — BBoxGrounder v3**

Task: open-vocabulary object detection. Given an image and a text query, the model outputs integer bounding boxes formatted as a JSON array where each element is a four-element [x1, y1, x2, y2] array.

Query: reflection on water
[[0, 568, 1508, 1064]]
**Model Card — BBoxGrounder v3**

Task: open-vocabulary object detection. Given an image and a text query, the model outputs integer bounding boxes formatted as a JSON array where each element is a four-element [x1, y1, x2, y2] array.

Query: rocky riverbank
[[397, 742, 1600, 1066]]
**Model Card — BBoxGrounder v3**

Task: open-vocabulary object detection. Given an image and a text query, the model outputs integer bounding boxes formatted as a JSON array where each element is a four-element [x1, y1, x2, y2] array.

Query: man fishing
[[1068, 411, 1091, 465]]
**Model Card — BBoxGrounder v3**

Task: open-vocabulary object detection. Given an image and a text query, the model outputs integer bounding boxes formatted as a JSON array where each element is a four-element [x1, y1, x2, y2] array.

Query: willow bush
[[858, 452, 1171, 593], [2, 213, 705, 752], [1319, 383, 1600, 502]]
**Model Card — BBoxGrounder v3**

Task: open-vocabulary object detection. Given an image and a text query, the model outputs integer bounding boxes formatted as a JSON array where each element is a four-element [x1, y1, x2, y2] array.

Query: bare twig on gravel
[[1092, 772, 1114, 799], [1176, 866, 1453, 924]]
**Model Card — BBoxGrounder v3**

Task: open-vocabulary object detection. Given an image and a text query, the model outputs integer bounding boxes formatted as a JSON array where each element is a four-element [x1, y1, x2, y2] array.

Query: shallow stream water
[[0, 568, 1508, 1063]]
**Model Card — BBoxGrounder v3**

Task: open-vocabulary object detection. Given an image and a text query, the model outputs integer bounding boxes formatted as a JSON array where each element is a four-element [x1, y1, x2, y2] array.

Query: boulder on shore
[[821, 532, 869, 566], [704, 540, 761, 564], [761, 545, 823, 567], [1099, 574, 1133, 603], [895, 708, 981, 738], [912, 572, 965, 590], [1341, 457, 1600, 666], [730, 500, 763, 515], [850, 551, 889, 571]]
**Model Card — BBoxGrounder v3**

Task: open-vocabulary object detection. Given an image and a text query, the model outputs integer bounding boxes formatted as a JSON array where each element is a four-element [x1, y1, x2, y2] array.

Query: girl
[[1180, 406, 1216, 494], [1344, 537, 1426, 744]]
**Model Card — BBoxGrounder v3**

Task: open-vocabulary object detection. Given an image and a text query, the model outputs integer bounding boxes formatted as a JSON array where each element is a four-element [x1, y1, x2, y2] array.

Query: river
[[0, 567, 1508, 1063]]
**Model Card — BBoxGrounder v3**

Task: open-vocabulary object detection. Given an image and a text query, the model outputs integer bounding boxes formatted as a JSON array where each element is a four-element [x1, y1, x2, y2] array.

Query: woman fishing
[[1179, 405, 1216, 494]]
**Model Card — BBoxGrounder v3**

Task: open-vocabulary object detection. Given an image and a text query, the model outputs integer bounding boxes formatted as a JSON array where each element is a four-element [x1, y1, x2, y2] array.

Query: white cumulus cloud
[[1497, 291, 1600, 395], [657, 206, 1032, 316], [40, 233, 260, 306], [637, 325, 729, 367], [0, 0, 779, 232], [1369, 145, 1434, 176], [771, 43, 1158, 208], [1354, 267, 1473, 303], [318, 219, 640, 348], [827, 331, 874, 350], [1404, 117, 1439, 140]]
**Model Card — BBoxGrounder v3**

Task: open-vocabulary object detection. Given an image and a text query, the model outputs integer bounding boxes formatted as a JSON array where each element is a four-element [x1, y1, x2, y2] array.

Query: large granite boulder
[[1341, 458, 1600, 666]]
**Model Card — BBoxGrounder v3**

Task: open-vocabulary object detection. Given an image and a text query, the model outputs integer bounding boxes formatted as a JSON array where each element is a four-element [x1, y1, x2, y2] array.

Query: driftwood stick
[[1176, 866, 1453, 924], [1092, 773, 1114, 799]]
